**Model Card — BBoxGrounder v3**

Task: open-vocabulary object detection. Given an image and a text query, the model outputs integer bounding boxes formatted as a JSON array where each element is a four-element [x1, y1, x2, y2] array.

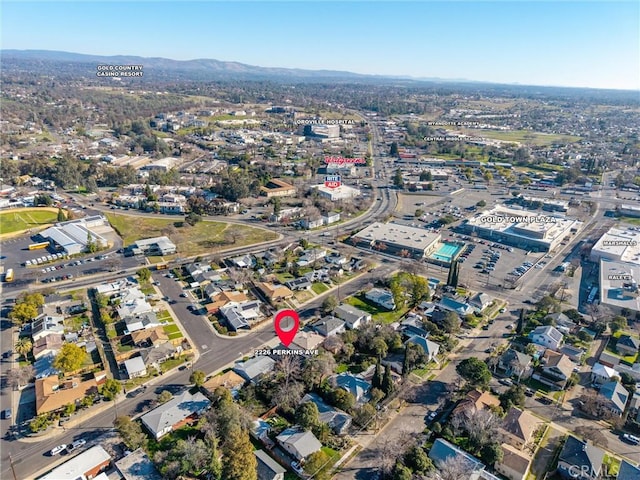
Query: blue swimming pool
[[430, 242, 464, 263]]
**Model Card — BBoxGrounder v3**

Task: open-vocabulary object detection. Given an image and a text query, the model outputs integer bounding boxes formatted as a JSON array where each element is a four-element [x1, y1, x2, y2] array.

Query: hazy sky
[[2, 1, 639, 90]]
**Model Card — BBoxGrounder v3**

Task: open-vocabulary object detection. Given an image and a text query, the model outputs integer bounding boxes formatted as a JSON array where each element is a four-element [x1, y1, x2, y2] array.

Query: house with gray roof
[[557, 436, 604, 480], [617, 335, 640, 357], [469, 292, 492, 311], [302, 393, 352, 435], [311, 316, 346, 337], [115, 448, 163, 480], [428, 438, 493, 479], [276, 428, 322, 460], [498, 349, 532, 379], [255, 449, 285, 480], [365, 288, 396, 310], [233, 355, 276, 384], [599, 380, 630, 416], [334, 304, 372, 329], [405, 335, 440, 364], [140, 390, 211, 439], [285, 277, 312, 291], [124, 356, 147, 379], [331, 372, 371, 403], [529, 325, 564, 350], [618, 460, 640, 480]]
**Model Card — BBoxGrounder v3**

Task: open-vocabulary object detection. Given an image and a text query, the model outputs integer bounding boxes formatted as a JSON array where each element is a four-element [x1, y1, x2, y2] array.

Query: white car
[[623, 434, 640, 445], [71, 439, 86, 450], [291, 461, 304, 474], [50, 444, 67, 456]]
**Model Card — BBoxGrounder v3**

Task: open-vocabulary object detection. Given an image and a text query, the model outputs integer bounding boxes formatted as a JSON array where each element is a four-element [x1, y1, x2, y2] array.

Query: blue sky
[[2, 1, 639, 90]]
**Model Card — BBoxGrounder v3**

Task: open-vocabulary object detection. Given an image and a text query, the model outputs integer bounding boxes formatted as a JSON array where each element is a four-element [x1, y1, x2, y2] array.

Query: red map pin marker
[[274, 309, 300, 347]]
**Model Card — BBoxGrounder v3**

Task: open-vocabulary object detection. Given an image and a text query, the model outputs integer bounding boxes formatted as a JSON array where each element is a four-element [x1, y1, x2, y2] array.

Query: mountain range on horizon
[[1, 49, 637, 94]]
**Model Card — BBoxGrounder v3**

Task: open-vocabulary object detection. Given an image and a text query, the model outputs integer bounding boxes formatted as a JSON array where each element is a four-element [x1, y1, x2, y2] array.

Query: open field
[[440, 125, 581, 146], [0, 208, 62, 235], [105, 213, 278, 256]]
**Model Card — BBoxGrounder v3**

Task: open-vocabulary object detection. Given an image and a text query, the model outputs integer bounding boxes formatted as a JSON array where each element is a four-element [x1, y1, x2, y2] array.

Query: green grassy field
[[344, 295, 409, 324], [105, 213, 278, 256], [443, 126, 582, 146], [0, 208, 61, 235]]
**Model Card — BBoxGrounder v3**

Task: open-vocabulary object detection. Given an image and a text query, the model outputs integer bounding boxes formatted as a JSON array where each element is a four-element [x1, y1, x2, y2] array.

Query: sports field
[[0, 208, 60, 235]]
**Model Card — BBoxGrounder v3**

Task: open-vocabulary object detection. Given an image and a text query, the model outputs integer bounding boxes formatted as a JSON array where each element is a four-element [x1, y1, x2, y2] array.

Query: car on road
[[50, 444, 67, 456], [2, 409, 12, 419], [623, 434, 640, 445], [180, 293, 187, 298], [127, 387, 146, 398], [498, 378, 513, 386], [525, 388, 535, 397], [499, 308, 507, 313], [66, 439, 86, 452], [2, 350, 12, 359]]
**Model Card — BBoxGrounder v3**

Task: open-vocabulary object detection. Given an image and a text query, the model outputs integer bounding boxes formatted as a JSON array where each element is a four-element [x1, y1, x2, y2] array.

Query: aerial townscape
[[1, 3, 639, 480]]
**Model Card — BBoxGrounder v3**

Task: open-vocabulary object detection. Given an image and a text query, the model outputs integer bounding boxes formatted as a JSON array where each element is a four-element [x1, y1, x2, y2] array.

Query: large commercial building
[[352, 222, 441, 258], [462, 205, 582, 252], [599, 258, 640, 314], [590, 227, 640, 264], [39, 215, 111, 255], [314, 184, 361, 201], [260, 179, 296, 198]]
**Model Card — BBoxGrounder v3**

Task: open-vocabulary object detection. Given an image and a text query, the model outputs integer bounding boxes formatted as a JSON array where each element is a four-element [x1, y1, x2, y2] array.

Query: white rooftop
[[592, 226, 640, 265]]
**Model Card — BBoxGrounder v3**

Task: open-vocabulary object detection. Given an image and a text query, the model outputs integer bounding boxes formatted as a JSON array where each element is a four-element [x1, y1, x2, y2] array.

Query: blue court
[[430, 242, 463, 263]]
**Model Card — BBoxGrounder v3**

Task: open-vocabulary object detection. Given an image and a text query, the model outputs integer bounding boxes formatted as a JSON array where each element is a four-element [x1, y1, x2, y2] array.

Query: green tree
[[53, 343, 86, 372], [270, 196, 282, 216], [499, 384, 526, 410], [329, 388, 355, 411], [157, 390, 173, 404], [222, 427, 258, 480], [321, 295, 338, 314], [420, 170, 433, 181], [390, 142, 399, 157], [382, 364, 395, 396], [409, 274, 429, 307], [393, 168, 404, 189], [190, 370, 206, 387], [372, 359, 383, 390], [9, 302, 39, 326], [296, 401, 320, 430], [14, 337, 33, 358], [392, 462, 412, 480], [185, 212, 202, 226], [352, 403, 377, 428], [480, 443, 503, 465], [303, 450, 332, 480], [63, 402, 76, 416], [476, 200, 487, 207], [114, 416, 147, 450], [207, 433, 223, 480], [137, 267, 151, 283], [610, 315, 627, 334], [456, 357, 492, 388], [442, 311, 461, 334], [404, 444, 433, 474], [101, 378, 122, 401], [57, 208, 65, 222]]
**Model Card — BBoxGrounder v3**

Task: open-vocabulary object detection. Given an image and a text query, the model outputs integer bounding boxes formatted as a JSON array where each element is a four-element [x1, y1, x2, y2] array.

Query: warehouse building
[[599, 258, 640, 314], [590, 226, 640, 264], [351, 222, 441, 258], [461, 205, 581, 252], [39, 215, 110, 255]]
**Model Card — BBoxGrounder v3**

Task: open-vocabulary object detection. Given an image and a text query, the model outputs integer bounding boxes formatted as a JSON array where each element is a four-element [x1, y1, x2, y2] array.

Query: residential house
[[304, 268, 330, 283], [400, 315, 430, 338], [557, 436, 604, 480], [325, 252, 348, 266], [499, 407, 541, 450], [285, 277, 312, 291], [332, 372, 371, 403], [220, 300, 262, 331], [124, 356, 147, 379], [428, 438, 492, 479], [231, 254, 255, 268], [365, 288, 396, 310], [205, 290, 249, 313], [469, 292, 492, 311], [591, 362, 620, 385], [39, 445, 111, 480], [141, 390, 211, 439], [528, 325, 564, 350], [115, 448, 163, 480], [32, 333, 63, 360], [130, 326, 169, 348], [34, 353, 60, 379], [140, 342, 177, 370], [35, 372, 105, 415], [302, 393, 352, 435], [498, 349, 532, 379], [438, 296, 475, 316], [616, 335, 640, 357], [617, 460, 640, 480], [334, 304, 372, 329], [495, 443, 532, 480], [256, 282, 294, 302], [233, 356, 277, 384], [546, 312, 579, 332], [291, 331, 325, 351], [405, 335, 440, 364], [31, 315, 65, 342], [598, 380, 629, 416], [311, 316, 346, 337], [453, 389, 501, 419], [559, 345, 585, 363], [115, 288, 152, 319], [297, 248, 327, 267], [202, 371, 246, 398], [535, 350, 575, 389], [255, 450, 286, 480], [276, 428, 322, 461], [124, 312, 161, 334]]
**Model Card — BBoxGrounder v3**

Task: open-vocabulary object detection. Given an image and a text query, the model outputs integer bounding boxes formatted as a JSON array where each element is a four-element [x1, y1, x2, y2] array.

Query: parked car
[[623, 434, 640, 445], [66, 439, 86, 452], [499, 378, 513, 386], [2, 409, 11, 419], [50, 444, 67, 456], [426, 411, 437, 422], [291, 461, 304, 474]]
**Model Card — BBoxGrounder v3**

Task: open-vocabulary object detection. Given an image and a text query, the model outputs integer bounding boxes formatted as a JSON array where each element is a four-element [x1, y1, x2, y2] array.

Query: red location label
[[274, 309, 300, 347]]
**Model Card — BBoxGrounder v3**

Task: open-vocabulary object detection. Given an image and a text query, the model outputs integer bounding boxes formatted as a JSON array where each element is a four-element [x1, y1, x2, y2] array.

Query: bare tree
[[462, 408, 500, 448], [426, 455, 475, 480], [6, 365, 34, 390]]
